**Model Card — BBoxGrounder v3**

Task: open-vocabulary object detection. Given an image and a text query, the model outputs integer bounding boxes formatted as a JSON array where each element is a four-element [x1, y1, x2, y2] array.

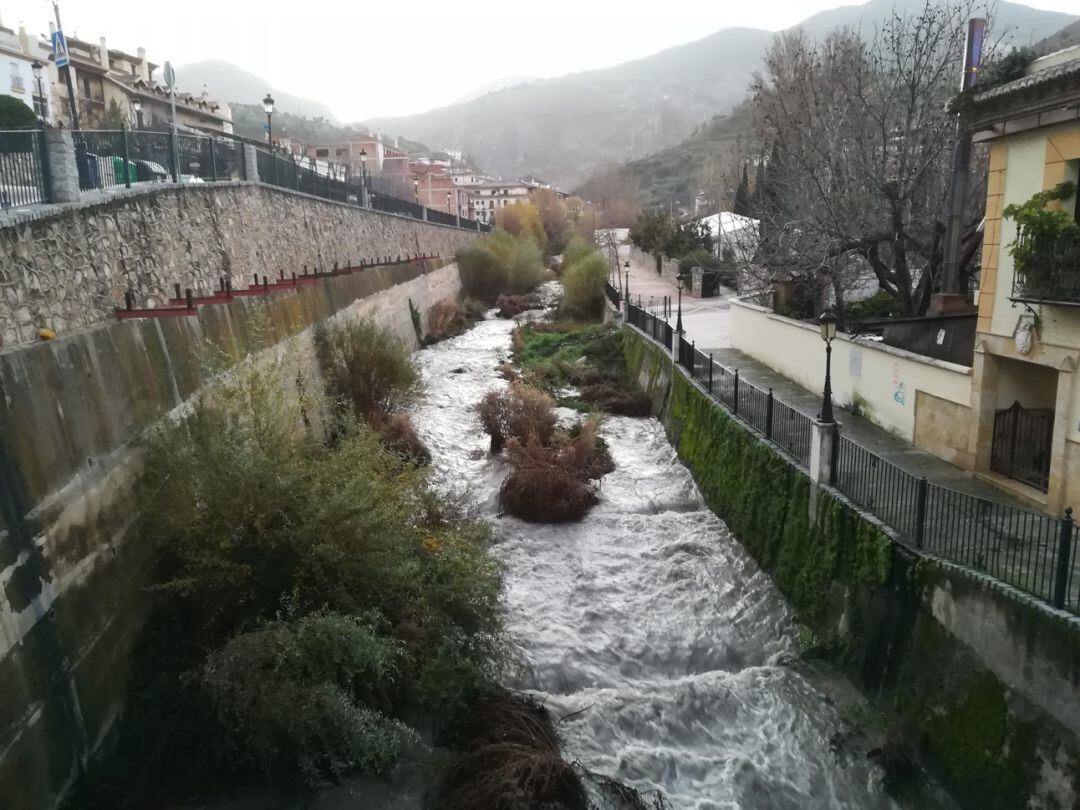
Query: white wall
[[730, 296, 973, 441]]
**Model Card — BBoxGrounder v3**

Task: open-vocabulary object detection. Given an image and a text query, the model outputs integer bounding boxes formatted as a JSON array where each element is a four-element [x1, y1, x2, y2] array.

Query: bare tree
[[748, 2, 998, 321]]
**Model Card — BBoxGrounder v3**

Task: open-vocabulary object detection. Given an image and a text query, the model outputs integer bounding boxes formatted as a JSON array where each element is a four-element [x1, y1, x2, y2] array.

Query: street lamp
[[623, 260, 630, 300], [359, 148, 367, 185], [676, 269, 690, 332], [413, 176, 420, 204], [131, 96, 142, 130], [263, 93, 275, 148], [818, 310, 838, 424], [446, 190, 452, 213], [31, 60, 45, 123]]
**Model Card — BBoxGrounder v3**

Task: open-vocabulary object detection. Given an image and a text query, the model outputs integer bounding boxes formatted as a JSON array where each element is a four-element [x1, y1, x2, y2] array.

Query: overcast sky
[[2, 0, 1076, 121]]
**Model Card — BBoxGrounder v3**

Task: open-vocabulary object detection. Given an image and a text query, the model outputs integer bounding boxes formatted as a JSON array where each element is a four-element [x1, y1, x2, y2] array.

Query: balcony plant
[[1003, 182, 1080, 298]]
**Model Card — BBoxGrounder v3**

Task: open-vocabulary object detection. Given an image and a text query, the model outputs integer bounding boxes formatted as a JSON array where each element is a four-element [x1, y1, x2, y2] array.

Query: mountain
[[455, 75, 538, 104], [364, 1, 1076, 188], [171, 60, 340, 123], [1033, 19, 1080, 54]]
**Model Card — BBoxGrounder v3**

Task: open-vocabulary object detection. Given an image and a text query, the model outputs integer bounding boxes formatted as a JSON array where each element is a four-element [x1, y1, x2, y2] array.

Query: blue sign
[[51, 30, 69, 68]]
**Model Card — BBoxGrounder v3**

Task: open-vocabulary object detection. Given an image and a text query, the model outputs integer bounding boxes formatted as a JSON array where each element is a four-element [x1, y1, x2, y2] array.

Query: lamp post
[[446, 189, 452, 213], [31, 60, 45, 124], [624, 266, 630, 305], [622, 260, 630, 300], [676, 269, 689, 332], [818, 310, 838, 424], [413, 176, 420, 204], [132, 96, 142, 130], [263, 93, 275, 148], [359, 148, 367, 185]]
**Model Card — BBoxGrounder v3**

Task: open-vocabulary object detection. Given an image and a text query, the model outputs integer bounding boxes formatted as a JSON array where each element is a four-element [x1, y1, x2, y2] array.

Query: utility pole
[[51, 3, 79, 129], [934, 17, 986, 314]]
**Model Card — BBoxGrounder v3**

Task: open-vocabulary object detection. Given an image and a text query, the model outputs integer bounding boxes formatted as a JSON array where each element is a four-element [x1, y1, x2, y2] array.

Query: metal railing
[[1, 126, 492, 234], [1011, 229, 1080, 304], [604, 280, 621, 307], [0, 128, 49, 209], [626, 300, 1079, 614]]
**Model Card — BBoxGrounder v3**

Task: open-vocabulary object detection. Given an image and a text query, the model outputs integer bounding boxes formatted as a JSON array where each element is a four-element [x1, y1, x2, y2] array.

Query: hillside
[[173, 60, 340, 123], [364, 0, 1075, 188], [1033, 19, 1080, 54]]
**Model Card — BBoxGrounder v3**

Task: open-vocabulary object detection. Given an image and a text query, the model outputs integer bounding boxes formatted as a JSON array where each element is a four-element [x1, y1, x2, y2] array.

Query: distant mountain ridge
[[363, 0, 1076, 188], [172, 60, 340, 123]]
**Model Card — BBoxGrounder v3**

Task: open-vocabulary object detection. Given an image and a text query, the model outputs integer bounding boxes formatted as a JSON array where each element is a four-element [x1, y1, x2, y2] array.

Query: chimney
[[18, 24, 30, 55], [137, 46, 149, 81], [98, 36, 108, 70]]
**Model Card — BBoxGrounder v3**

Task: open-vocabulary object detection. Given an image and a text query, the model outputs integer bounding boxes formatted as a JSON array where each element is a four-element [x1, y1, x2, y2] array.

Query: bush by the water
[[457, 231, 548, 300], [496, 293, 543, 319], [426, 297, 488, 344], [511, 323, 651, 416], [438, 692, 588, 810], [476, 383, 608, 522], [561, 235, 596, 268], [81, 358, 506, 802], [560, 250, 610, 321], [315, 318, 420, 420]]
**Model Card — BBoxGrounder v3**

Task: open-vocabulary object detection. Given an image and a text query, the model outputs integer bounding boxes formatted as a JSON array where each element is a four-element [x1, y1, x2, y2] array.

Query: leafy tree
[[456, 231, 547, 299], [663, 219, 713, 260], [733, 164, 752, 217], [103, 98, 127, 129], [629, 209, 673, 273], [0, 95, 38, 128], [560, 249, 610, 321], [495, 202, 546, 251], [532, 188, 573, 255]]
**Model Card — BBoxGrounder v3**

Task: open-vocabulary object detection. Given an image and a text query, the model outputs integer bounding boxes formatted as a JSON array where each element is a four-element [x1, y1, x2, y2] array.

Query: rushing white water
[[409, 312, 925, 810]]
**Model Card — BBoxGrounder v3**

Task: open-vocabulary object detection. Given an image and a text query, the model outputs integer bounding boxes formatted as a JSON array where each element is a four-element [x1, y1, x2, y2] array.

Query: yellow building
[[968, 45, 1080, 512]]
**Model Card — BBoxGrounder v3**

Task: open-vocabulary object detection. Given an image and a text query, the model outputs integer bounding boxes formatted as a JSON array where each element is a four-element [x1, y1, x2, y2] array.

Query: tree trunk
[[654, 253, 662, 275]]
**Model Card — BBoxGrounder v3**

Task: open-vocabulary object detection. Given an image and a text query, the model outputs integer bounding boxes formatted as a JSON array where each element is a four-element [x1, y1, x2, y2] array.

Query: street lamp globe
[[262, 93, 275, 115], [819, 310, 838, 343], [31, 60, 42, 81], [132, 97, 141, 113]]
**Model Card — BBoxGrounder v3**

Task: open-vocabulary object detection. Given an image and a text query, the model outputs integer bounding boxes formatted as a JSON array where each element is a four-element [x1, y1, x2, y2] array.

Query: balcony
[[1010, 229, 1080, 305]]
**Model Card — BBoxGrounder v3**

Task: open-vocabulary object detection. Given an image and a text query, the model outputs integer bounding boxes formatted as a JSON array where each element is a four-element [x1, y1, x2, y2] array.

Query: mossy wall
[[623, 327, 1080, 810]]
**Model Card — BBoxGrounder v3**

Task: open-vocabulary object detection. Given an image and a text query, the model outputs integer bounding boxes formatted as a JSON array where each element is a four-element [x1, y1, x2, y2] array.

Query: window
[[316, 148, 329, 157], [33, 94, 48, 119], [9, 62, 24, 93]]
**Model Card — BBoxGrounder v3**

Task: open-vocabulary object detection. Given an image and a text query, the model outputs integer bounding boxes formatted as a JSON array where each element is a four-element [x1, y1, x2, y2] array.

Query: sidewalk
[[616, 242, 1037, 510]]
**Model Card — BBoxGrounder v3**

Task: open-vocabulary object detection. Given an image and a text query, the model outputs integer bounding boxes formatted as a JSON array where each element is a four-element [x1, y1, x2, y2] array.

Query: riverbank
[[621, 324, 1080, 810]]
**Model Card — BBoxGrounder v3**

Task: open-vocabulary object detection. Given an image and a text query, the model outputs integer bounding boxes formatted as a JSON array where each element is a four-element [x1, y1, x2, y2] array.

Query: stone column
[[671, 329, 682, 362], [43, 128, 80, 204], [809, 419, 838, 486], [242, 144, 260, 183]]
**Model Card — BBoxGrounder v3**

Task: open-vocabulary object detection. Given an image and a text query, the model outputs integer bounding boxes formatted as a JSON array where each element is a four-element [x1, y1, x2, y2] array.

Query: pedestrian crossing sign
[[52, 30, 69, 68]]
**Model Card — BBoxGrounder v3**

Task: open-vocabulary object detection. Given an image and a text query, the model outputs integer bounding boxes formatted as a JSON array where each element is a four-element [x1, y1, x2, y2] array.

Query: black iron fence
[[626, 302, 1079, 614], [1011, 229, 1080, 304], [0, 128, 49, 209], [626, 299, 672, 349], [1, 127, 492, 235], [604, 280, 621, 307]]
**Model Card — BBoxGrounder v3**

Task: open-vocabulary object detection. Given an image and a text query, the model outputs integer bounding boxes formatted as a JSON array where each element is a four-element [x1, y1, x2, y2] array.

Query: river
[[409, 309, 931, 810]]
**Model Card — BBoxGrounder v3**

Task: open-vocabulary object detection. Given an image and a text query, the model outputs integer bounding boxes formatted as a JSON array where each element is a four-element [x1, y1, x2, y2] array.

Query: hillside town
[[1, 2, 1080, 810]]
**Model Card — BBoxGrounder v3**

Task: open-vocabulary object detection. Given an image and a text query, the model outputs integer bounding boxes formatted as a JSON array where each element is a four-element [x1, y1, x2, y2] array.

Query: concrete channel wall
[[0, 257, 465, 810], [0, 181, 478, 349], [622, 324, 1080, 810]]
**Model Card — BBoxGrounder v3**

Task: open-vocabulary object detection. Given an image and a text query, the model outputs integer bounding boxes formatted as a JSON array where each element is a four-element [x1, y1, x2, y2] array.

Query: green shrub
[[562, 235, 595, 267], [107, 358, 506, 795], [0, 95, 37, 128], [202, 611, 412, 785], [456, 231, 548, 300], [314, 318, 420, 421], [560, 252, 609, 321]]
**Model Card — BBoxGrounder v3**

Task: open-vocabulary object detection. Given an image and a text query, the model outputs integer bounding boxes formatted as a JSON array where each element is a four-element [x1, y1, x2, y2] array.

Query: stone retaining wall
[[0, 182, 477, 348]]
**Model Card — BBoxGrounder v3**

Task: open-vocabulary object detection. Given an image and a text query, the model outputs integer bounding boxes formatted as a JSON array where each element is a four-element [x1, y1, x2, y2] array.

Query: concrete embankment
[[0, 257, 463, 810]]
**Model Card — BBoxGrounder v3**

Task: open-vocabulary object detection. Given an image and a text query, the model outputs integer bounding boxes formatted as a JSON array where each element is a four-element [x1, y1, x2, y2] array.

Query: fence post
[[733, 370, 740, 416], [42, 128, 79, 203], [167, 127, 179, 183], [708, 353, 714, 394], [36, 125, 53, 204], [1053, 507, 1074, 609], [209, 137, 218, 182], [809, 421, 838, 487], [914, 477, 929, 549], [121, 127, 131, 189], [242, 144, 258, 182], [765, 388, 774, 439]]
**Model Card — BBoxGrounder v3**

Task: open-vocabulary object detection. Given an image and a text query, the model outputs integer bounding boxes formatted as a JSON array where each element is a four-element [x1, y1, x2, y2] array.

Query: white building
[[466, 180, 531, 223], [0, 19, 55, 121]]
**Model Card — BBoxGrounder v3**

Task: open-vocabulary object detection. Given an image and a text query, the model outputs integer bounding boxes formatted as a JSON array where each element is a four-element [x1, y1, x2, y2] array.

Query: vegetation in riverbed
[[425, 297, 489, 344], [512, 322, 651, 417], [456, 231, 550, 300], [559, 237, 610, 321], [67, 355, 506, 806], [476, 383, 609, 522], [314, 317, 430, 463]]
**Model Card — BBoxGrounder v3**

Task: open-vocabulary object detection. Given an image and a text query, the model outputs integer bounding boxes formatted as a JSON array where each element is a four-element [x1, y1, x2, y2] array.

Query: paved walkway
[[616, 243, 1079, 614]]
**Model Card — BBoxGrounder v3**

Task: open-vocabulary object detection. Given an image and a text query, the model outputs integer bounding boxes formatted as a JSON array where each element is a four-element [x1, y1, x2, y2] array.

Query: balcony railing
[[1011, 229, 1080, 305]]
